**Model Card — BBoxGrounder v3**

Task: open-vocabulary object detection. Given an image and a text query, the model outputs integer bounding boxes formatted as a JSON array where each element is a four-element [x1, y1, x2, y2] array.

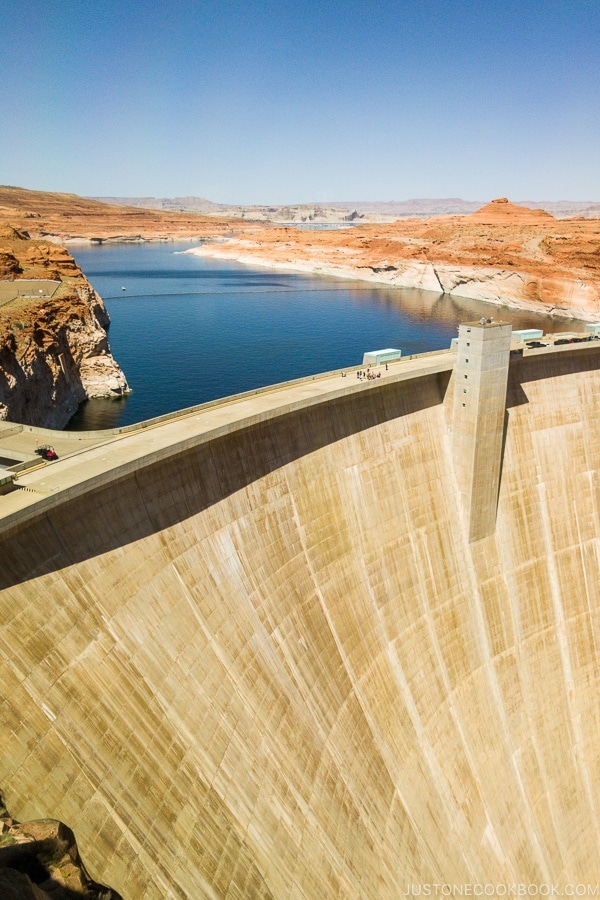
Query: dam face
[[2, 346, 600, 896]]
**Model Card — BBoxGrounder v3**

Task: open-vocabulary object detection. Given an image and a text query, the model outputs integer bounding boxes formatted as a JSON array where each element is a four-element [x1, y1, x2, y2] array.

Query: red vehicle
[[36, 445, 58, 461]]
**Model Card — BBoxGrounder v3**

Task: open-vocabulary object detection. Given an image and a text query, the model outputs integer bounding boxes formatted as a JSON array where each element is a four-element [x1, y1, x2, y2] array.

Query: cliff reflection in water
[[67, 395, 131, 431], [67, 242, 585, 431]]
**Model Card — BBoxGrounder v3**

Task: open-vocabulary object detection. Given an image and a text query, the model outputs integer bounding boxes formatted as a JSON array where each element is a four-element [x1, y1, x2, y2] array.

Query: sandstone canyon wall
[[0, 227, 128, 427]]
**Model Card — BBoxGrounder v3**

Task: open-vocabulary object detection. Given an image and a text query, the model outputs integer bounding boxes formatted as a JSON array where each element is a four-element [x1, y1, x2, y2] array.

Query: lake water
[[68, 241, 582, 430]]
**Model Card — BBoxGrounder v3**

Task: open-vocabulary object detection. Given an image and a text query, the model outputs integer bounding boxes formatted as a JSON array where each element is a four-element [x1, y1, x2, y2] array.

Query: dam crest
[[2, 334, 600, 896]]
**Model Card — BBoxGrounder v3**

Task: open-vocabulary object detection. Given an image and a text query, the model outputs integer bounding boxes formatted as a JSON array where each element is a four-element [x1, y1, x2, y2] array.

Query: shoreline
[[186, 242, 600, 322], [50, 234, 214, 246]]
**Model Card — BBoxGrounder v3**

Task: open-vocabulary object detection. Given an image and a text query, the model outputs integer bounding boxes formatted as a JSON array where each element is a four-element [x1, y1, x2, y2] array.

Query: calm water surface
[[68, 242, 582, 429]]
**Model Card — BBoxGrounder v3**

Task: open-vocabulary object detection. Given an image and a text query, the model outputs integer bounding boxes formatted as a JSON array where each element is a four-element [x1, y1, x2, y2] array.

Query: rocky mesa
[[0, 226, 129, 427], [189, 197, 600, 320]]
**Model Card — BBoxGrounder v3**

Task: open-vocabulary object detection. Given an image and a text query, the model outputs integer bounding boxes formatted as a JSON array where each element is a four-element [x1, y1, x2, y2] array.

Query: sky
[[1, 0, 599, 204]]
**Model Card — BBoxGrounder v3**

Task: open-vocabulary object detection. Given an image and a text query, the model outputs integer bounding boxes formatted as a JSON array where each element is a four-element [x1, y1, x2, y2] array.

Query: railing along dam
[[2, 337, 600, 897]]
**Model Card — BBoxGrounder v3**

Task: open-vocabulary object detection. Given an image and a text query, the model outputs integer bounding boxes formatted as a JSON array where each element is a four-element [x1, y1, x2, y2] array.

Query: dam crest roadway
[[3, 327, 600, 896]]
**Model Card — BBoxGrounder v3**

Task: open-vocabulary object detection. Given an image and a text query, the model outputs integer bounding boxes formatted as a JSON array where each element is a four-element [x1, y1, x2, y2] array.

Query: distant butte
[[470, 196, 556, 223]]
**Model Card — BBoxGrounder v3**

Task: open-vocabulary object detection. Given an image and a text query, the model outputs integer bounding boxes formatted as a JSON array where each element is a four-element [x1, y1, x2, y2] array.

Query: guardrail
[[0, 425, 25, 440]]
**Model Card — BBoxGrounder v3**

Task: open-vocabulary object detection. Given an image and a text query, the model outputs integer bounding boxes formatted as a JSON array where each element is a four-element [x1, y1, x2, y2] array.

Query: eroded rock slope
[[0, 227, 128, 427]]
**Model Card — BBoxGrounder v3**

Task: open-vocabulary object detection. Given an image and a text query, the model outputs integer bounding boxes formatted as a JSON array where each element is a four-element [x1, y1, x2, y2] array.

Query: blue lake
[[68, 241, 581, 430]]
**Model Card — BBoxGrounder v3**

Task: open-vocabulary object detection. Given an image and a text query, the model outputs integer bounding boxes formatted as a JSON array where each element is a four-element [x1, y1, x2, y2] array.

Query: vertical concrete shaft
[[452, 320, 512, 542]]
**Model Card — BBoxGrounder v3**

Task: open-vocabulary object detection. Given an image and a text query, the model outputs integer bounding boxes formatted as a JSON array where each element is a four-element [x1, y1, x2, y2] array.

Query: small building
[[511, 329, 544, 342], [584, 323, 600, 336], [362, 348, 402, 366], [0, 473, 15, 496]]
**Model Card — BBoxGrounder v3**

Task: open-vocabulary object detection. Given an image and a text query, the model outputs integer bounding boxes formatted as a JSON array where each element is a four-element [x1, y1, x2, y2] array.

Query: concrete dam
[[2, 325, 600, 897]]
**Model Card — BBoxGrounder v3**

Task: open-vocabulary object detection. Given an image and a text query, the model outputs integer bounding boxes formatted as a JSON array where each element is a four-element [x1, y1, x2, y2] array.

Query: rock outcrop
[[0, 227, 129, 428], [0, 794, 120, 899], [469, 196, 556, 223]]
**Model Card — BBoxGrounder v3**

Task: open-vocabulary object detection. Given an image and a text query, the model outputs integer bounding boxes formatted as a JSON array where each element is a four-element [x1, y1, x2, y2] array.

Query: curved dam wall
[[2, 350, 600, 896]]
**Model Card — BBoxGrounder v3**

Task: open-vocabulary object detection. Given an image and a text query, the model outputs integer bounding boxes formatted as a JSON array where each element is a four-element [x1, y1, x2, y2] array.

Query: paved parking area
[[0, 279, 60, 307]]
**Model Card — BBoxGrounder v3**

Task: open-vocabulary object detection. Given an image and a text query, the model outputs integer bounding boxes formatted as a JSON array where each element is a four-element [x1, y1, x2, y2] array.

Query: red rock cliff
[[0, 227, 129, 427]]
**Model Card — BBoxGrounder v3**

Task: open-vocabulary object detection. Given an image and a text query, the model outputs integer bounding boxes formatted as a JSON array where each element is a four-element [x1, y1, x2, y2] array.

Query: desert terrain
[[0, 185, 253, 243], [2, 186, 600, 320], [95, 194, 600, 221], [189, 197, 600, 320]]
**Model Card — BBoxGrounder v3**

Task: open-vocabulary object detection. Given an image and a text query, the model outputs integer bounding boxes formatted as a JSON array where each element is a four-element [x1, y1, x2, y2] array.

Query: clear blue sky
[[1, 0, 598, 203]]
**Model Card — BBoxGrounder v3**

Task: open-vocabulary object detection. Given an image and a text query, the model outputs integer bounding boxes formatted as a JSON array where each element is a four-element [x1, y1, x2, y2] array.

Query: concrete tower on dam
[[451, 319, 512, 541], [2, 333, 600, 896]]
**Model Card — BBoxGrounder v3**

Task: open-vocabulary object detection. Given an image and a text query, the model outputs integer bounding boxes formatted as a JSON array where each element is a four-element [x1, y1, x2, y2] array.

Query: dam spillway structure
[[2, 334, 600, 896]]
